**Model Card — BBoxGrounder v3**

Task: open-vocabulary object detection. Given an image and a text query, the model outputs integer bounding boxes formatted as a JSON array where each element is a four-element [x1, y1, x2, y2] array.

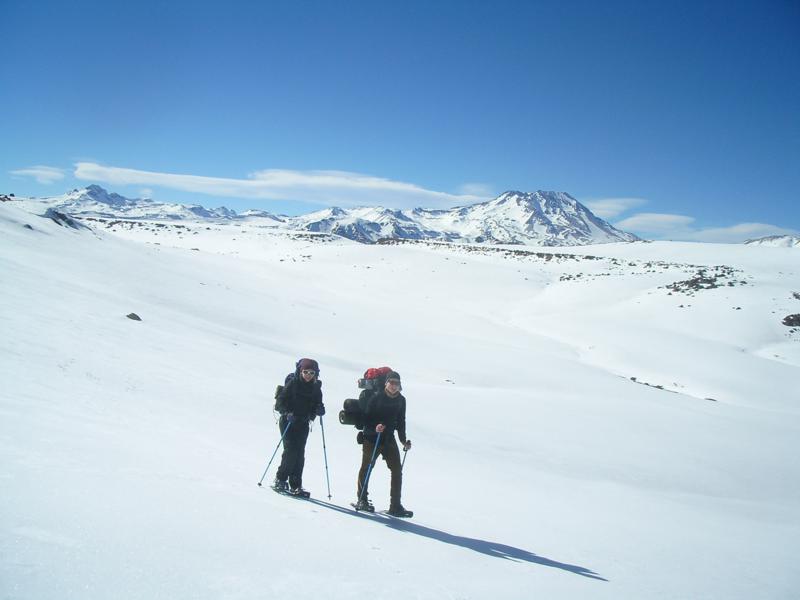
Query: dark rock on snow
[[782, 314, 800, 327], [43, 208, 88, 230]]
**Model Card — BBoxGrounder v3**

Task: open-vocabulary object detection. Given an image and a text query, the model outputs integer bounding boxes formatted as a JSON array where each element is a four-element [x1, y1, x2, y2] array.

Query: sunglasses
[[300, 369, 317, 376]]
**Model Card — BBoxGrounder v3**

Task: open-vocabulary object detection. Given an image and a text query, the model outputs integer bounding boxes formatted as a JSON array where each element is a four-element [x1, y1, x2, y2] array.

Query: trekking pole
[[356, 431, 382, 510], [319, 415, 332, 499], [257, 420, 292, 486], [401, 447, 409, 470]]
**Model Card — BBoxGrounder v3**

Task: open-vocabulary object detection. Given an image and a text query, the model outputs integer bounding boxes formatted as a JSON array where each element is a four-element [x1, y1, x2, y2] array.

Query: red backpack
[[359, 366, 393, 390], [340, 366, 394, 430]]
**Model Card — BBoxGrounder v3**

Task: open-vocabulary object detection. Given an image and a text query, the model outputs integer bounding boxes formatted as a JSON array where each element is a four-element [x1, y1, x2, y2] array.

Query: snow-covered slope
[[1, 200, 798, 599], [745, 234, 800, 248], [25, 186, 638, 246]]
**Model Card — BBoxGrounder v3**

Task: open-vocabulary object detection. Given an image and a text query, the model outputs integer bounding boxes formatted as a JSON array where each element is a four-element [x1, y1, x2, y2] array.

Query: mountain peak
[[85, 184, 108, 194]]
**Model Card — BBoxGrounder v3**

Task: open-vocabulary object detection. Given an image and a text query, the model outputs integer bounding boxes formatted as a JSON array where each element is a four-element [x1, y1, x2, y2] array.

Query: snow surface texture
[[1, 199, 799, 599], [35, 185, 638, 246]]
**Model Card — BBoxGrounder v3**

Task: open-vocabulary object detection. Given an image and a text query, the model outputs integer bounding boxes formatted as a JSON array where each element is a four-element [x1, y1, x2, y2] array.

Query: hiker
[[273, 358, 325, 497], [355, 370, 412, 516]]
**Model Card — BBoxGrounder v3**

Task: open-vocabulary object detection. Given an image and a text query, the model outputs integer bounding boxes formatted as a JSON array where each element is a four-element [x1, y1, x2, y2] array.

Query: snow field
[[1, 202, 799, 599]]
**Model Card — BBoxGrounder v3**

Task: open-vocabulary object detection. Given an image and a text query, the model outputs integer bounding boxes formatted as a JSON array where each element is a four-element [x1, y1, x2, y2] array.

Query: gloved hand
[[316, 404, 326, 416], [285, 412, 295, 423], [375, 424, 386, 433], [403, 440, 412, 451]]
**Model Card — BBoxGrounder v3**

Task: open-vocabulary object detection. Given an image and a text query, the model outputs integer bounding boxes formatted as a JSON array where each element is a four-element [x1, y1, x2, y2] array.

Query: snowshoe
[[351, 497, 375, 512], [288, 487, 311, 499]]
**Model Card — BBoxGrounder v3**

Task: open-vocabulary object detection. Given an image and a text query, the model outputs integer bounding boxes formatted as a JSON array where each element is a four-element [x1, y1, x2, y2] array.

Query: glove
[[316, 404, 326, 416], [375, 424, 386, 433], [285, 413, 295, 423], [403, 440, 412, 451]]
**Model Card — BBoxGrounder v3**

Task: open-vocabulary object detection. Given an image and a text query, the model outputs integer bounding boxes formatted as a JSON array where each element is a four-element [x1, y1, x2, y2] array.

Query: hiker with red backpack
[[354, 369, 413, 517], [272, 358, 325, 498]]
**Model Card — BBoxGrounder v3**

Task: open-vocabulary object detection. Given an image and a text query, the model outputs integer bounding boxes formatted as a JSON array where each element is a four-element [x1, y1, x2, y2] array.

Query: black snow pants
[[275, 416, 310, 489]]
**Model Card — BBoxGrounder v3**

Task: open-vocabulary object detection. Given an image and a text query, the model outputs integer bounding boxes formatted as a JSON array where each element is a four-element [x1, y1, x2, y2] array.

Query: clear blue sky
[[1, 0, 798, 241]]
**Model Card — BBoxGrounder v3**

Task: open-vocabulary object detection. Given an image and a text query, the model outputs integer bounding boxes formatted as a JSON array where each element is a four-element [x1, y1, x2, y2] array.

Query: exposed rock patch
[[664, 266, 746, 296], [782, 314, 800, 327], [43, 208, 89, 230]]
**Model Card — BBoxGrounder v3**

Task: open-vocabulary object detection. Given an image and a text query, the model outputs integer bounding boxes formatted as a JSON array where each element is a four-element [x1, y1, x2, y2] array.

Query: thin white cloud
[[616, 212, 798, 243], [583, 197, 647, 219], [615, 212, 696, 234], [10, 165, 66, 184], [681, 223, 800, 244], [73, 163, 491, 209]]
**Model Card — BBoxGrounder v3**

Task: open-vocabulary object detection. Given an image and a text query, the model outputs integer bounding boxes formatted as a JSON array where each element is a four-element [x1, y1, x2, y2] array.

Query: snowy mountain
[[745, 234, 800, 248], [421, 190, 637, 245], [43, 184, 274, 221], [288, 205, 442, 244], [31, 185, 639, 246], [2, 199, 799, 599], [290, 191, 639, 245]]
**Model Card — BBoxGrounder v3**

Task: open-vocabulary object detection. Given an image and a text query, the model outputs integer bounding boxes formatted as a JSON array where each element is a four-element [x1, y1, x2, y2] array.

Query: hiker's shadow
[[307, 499, 607, 581]]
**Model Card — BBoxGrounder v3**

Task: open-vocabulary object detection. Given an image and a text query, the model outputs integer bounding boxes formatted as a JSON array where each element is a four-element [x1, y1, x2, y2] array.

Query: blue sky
[[1, 0, 798, 242]]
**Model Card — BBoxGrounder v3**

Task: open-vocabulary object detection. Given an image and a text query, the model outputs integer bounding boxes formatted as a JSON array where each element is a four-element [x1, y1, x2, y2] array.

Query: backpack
[[358, 366, 393, 391], [339, 366, 393, 429], [273, 373, 295, 412]]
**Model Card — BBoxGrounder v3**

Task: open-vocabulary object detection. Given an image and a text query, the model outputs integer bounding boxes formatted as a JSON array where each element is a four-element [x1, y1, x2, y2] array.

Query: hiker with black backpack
[[355, 370, 413, 517], [272, 358, 325, 498]]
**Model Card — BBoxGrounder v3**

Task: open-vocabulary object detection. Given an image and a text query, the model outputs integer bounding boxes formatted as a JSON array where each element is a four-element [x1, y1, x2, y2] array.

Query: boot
[[272, 478, 288, 493], [355, 497, 374, 512], [289, 486, 310, 498], [388, 503, 413, 518]]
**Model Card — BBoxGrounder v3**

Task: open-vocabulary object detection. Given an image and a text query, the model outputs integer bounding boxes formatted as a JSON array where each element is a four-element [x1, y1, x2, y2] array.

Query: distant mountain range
[[744, 235, 800, 248], [34, 184, 640, 246], [42, 185, 251, 221]]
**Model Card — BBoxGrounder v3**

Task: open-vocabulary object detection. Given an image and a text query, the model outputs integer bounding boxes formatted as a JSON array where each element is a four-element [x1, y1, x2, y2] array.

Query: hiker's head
[[385, 371, 401, 394], [297, 358, 319, 381]]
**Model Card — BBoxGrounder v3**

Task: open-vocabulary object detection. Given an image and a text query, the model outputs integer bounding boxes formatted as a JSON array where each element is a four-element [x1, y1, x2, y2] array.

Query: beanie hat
[[297, 358, 319, 373], [386, 371, 401, 382]]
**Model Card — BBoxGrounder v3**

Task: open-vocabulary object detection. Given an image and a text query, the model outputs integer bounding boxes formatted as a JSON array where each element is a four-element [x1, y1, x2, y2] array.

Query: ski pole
[[319, 415, 332, 499], [356, 431, 382, 509], [257, 420, 292, 486], [401, 447, 409, 470]]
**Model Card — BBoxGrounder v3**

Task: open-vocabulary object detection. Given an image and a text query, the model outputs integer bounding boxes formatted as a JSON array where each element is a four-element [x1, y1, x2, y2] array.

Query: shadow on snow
[[304, 498, 607, 581]]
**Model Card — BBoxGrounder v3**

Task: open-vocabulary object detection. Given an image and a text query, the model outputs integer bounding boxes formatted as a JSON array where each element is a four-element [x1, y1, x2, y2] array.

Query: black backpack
[[273, 373, 294, 412], [339, 366, 393, 429]]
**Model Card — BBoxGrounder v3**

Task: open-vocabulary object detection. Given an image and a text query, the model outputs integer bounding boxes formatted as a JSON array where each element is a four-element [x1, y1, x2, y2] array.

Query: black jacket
[[363, 389, 407, 444], [275, 374, 323, 421]]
